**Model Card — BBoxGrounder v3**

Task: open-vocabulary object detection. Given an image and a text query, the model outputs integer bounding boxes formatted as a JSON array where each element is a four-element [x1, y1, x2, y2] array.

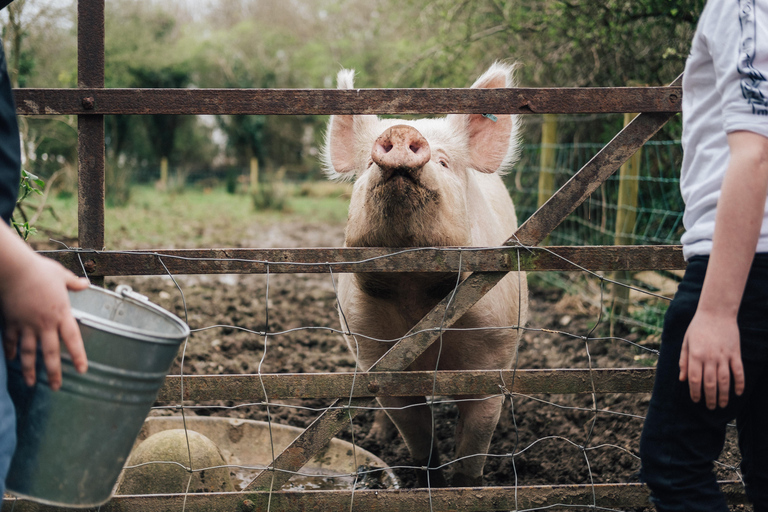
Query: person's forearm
[[698, 131, 768, 316], [0, 220, 36, 290]]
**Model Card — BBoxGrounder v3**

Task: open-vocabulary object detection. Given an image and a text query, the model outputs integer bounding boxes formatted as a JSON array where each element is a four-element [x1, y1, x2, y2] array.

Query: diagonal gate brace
[[245, 74, 682, 492]]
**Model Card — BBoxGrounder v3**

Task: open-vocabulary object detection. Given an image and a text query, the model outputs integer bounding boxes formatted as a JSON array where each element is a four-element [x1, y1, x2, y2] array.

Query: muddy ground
[[104, 219, 743, 509]]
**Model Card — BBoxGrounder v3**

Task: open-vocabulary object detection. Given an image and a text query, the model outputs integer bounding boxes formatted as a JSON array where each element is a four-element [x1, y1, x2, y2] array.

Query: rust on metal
[[77, 1, 104, 89], [246, 271, 508, 491], [76, 0, 105, 262], [40, 245, 686, 277], [156, 368, 657, 403], [1, 483, 747, 511], [82, 259, 96, 273], [76, 114, 105, 251], [15, 86, 681, 116]]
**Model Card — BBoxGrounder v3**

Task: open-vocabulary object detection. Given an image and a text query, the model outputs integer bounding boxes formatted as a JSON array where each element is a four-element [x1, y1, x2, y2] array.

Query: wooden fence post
[[159, 156, 169, 191], [250, 156, 259, 194], [612, 112, 642, 327], [537, 114, 558, 209]]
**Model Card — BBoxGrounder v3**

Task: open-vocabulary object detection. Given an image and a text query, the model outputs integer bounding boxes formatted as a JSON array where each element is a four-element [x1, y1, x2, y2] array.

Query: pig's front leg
[[376, 395, 449, 488], [451, 394, 505, 487]]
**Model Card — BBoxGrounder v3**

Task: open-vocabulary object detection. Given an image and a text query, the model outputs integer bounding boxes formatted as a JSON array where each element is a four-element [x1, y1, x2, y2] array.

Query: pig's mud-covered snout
[[372, 125, 431, 180], [367, 125, 439, 219]]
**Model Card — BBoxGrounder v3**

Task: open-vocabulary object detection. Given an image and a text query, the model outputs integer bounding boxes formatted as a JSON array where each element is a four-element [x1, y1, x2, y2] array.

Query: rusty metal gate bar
[[41, 245, 685, 277], [14, 86, 681, 116], [156, 368, 657, 403]]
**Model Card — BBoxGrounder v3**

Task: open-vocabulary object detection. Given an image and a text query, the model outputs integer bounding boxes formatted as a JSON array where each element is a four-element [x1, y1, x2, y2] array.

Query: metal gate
[[5, 1, 748, 510]]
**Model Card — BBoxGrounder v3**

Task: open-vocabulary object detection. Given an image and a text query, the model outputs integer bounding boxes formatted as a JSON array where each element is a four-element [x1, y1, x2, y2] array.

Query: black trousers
[[640, 254, 768, 511]]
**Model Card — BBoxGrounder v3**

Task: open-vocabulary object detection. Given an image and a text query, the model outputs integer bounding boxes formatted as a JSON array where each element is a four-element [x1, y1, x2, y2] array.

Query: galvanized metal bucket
[[6, 284, 189, 508]]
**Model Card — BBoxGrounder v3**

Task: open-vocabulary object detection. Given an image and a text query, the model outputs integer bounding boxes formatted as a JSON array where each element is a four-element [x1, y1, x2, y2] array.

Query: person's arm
[[0, 222, 88, 390], [679, 130, 768, 409]]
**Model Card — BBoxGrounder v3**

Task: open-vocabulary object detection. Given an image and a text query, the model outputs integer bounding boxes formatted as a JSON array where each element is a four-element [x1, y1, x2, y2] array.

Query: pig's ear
[[449, 62, 520, 174], [323, 69, 377, 180]]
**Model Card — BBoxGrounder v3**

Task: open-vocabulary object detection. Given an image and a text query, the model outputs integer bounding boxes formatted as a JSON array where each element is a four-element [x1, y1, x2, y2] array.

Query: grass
[[29, 183, 351, 249]]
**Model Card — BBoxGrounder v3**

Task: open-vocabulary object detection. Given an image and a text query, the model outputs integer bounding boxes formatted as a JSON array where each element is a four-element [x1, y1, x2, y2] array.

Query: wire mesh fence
[[506, 140, 685, 336], [509, 141, 685, 247], [7, 243, 744, 512], [6, 2, 730, 506]]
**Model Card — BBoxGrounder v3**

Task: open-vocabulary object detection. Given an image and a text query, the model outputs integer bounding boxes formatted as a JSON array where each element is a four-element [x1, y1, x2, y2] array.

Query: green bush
[[251, 181, 287, 212]]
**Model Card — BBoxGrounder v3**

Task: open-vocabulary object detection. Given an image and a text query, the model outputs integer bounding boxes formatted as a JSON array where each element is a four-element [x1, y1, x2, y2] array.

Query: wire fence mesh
[[12, 136, 746, 510], [14, 243, 743, 512], [509, 141, 685, 247], [506, 140, 685, 337]]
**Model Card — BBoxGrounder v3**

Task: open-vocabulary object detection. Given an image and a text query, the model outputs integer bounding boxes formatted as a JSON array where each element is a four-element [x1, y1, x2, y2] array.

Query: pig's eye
[[439, 159, 449, 168], [367, 160, 374, 168]]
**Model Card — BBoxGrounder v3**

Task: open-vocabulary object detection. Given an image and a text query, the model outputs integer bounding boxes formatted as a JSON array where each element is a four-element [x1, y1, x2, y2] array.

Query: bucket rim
[[71, 285, 190, 344], [6, 489, 112, 509]]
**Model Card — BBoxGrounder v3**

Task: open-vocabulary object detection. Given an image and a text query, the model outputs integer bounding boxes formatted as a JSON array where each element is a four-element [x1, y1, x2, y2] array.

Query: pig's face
[[323, 63, 519, 248]]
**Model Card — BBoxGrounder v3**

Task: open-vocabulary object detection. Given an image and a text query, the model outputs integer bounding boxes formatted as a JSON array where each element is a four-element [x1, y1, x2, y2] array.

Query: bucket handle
[[115, 284, 149, 302]]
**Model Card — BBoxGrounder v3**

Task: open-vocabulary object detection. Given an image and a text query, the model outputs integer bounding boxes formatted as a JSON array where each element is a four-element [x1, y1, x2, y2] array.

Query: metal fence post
[[77, 0, 105, 283]]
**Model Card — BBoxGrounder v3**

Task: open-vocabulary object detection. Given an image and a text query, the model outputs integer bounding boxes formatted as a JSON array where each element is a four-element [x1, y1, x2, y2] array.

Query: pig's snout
[[372, 125, 431, 176]]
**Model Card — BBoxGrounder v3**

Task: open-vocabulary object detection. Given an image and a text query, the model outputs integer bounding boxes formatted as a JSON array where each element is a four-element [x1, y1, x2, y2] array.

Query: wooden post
[[537, 114, 557, 208], [615, 113, 641, 245], [250, 156, 259, 194], [159, 156, 169, 191], [612, 112, 642, 328]]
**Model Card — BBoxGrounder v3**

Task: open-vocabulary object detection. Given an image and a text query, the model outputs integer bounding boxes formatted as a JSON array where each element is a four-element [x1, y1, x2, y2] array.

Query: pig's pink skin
[[323, 63, 529, 487]]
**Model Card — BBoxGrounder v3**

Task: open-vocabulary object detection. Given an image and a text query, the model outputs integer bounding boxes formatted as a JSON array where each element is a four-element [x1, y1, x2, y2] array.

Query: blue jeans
[[640, 255, 768, 512], [0, 333, 18, 501]]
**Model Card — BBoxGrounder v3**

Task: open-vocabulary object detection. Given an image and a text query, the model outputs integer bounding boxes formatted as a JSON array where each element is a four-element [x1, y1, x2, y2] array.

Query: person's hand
[[0, 252, 89, 391], [679, 310, 745, 409]]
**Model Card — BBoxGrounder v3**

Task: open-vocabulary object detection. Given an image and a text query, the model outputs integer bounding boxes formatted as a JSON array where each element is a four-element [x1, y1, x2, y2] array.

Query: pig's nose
[[372, 125, 431, 174]]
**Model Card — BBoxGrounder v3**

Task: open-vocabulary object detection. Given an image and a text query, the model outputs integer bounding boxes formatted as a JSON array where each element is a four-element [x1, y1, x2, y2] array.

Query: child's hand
[[1, 251, 89, 391], [679, 310, 745, 410]]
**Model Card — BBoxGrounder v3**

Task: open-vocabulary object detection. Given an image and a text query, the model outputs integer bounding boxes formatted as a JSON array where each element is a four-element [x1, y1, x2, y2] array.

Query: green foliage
[[391, 0, 702, 141], [630, 302, 669, 336], [225, 168, 240, 195], [12, 170, 44, 240], [3, 0, 704, 196], [218, 114, 267, 171], [106, 158, 132, 207], [509, 140, 686, 246], [251, 181, 288, 212]]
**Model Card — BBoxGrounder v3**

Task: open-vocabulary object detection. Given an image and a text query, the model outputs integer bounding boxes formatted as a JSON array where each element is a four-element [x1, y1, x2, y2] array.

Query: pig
[[322, 62, 528, 488]]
